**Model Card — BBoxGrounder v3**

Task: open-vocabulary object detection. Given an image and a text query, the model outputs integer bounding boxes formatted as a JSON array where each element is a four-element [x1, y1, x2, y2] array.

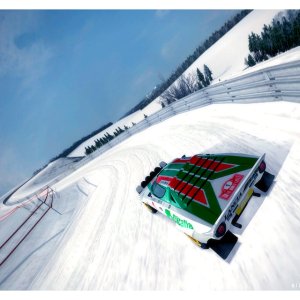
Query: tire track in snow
[[23, 102, 300, 290]]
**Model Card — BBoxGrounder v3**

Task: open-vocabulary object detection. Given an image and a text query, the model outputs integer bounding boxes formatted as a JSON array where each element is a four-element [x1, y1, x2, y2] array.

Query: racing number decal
[[219, 174, 244, 200]]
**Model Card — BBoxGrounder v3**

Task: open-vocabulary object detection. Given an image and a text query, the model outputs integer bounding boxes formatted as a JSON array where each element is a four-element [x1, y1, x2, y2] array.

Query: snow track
[[5, 101, 295, 290], [2, 9, 300, 290]]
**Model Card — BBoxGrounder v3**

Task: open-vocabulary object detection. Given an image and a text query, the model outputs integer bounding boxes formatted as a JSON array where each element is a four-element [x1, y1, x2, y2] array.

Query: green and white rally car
[[136, 153, 274, 259]]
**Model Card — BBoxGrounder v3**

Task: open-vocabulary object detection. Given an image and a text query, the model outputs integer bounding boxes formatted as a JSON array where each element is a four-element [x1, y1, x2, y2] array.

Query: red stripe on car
[[156, 175, 173, 184], [191, 156, 234, 172], [172, 157, 191, 164], [170, 177, 207, 205]]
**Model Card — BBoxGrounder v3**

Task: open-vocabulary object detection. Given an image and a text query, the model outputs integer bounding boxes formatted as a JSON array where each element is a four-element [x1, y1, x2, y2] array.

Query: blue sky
[[0, 10, 238, 196]]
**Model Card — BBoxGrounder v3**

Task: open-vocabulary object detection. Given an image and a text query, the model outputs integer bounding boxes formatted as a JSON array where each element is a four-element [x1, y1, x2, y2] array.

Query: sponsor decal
[[225, 191, 243, 221], [219, 174, 244, 200], [165, 209, 194, 229], [244, 171, 258, 191]]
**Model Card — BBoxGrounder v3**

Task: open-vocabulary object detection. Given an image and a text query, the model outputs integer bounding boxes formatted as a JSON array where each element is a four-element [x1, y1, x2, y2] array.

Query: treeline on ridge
[[85, 123, 136, 155], [32, 122, 112, 176], [245, 10, 300, 66]]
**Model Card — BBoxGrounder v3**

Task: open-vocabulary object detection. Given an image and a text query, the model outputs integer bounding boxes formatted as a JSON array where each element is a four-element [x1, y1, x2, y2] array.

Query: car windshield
[[152, 182, 166, 198]]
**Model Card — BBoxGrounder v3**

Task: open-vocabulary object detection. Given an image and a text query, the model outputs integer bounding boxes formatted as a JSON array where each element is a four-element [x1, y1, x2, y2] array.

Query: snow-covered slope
[[178, 10, 283, 82], [226, 45, 300, 80], [68, 10, 284, 157], [1, 100, 300, 290], [68, 110, 146, 157], [141, 10, 282, 112]]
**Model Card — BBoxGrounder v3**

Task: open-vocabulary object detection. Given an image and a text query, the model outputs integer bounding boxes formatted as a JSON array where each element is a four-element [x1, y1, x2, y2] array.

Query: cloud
[[0, 144, 30, 197], [132, 69, 155, 88], [155, 10, 170, 19], [0, 12, 53, 88], [160, 34, 179, 60]]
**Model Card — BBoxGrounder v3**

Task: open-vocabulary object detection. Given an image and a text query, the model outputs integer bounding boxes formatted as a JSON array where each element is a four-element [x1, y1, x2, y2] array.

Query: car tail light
[[258, 161, 266, 173], [215, 222, 226, 237]]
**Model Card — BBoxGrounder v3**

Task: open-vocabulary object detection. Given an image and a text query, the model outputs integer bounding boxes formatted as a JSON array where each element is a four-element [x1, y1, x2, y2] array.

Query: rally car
[[136, 153, 274, 259]]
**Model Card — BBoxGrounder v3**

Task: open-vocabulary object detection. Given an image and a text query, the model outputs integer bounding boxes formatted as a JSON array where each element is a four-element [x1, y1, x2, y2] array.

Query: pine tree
[[196, 68, 207, 87], [95, 139, 101, 148], [261, 24, 272, 56], [204, 75, 210, 87], [107, 132, 114, 140], [197, 81, 203, 90], [85, 147, 90, 155], [245, 54, 256, 67], [248, 32, 259, 53], [282, 17, 293, 50], [102, 136, 108, 144], [292, 15, 300, 46], [203, 64, 213, 82]]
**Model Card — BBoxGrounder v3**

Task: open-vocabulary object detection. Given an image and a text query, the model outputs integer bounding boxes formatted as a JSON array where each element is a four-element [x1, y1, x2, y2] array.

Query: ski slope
[[1, 100, 300, 290]]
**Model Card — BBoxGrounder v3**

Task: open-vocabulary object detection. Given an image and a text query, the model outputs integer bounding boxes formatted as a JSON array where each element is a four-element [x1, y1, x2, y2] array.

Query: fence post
[[263, 70, 282, 101]]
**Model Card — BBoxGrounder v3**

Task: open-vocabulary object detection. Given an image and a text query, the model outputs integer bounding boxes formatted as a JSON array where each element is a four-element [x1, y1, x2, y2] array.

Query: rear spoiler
[[214, 153, 266, 230]]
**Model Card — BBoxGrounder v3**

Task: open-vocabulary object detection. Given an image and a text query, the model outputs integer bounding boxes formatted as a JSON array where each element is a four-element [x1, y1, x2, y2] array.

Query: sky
[[0, 9, 239, 196]]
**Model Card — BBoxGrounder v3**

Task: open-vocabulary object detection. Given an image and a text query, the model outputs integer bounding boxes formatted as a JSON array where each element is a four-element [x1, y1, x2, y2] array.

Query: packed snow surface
[[1, 100, 300, 290]]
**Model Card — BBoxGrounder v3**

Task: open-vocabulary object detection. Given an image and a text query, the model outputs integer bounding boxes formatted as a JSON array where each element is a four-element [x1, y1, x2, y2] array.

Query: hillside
[[68, 9, 284, 158], [175, 10, 283, 82], [137, 10, 284, 114]]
